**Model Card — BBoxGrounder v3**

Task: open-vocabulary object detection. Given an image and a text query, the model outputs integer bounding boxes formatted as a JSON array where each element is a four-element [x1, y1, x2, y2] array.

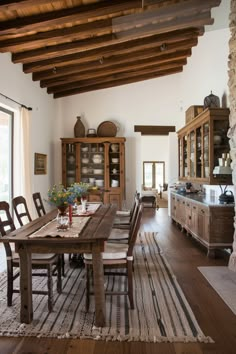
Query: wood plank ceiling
[[0, 0, 221, 98]]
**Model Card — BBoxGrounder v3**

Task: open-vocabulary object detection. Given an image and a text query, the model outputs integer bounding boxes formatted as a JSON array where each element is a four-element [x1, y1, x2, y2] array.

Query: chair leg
[[57, 256, 62, 294], [47, 265, 53, 312], [127, 261, 134, 309], [85, 264, 90, 311], [61, 254, 65, 277], [7, 261, 13, 306]]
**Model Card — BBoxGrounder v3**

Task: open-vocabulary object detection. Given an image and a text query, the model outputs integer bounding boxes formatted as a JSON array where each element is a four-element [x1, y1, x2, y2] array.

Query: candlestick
[[69, 204, 72, 225]]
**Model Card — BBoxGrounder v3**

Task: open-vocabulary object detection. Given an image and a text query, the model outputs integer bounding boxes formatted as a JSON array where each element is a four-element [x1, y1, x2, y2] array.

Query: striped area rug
[[0, 232, 212, 342]]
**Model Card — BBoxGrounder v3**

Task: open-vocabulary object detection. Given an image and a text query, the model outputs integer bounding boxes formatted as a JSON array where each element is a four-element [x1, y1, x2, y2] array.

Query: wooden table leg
[[18, 245, 33, 324], [92, 245, 106, 327]]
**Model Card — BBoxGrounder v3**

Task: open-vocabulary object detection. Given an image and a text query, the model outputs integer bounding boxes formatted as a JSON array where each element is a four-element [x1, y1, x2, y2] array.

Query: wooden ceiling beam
[[12, 12, 211, 64], [25, 28, 202, 74], [53, 67, 183, 98], [37, 45, 193, 84], [134, 125, 176, 135], [0, 1, 61, 11], [0, 0, 219, 51], [0, 19, 114, 52], [47, 61, 185, 94], [42, 56, 188, 89], [0, 0, 142, 35]]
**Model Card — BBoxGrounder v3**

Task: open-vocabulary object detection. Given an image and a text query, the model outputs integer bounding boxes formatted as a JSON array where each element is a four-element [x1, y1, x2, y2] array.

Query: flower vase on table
[[57, 205, 68, 216]]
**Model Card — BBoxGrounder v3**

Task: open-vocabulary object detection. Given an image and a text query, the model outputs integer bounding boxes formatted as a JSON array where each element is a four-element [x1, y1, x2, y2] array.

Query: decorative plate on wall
[[97, 121, 117, 137]]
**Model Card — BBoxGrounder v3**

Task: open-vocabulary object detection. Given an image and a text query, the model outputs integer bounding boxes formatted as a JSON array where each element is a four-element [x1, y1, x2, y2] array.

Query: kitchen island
[[170, 190, 234, 257]]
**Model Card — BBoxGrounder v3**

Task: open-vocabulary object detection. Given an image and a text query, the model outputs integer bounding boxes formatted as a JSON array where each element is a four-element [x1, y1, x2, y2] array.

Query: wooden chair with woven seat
[[84, 203, 143, 311], [12, 195, 32, 226], [112, 191, 140, 230], [32, 192, 46, 217], [0, 201, 62, 311], [108, 194, 140, 243]]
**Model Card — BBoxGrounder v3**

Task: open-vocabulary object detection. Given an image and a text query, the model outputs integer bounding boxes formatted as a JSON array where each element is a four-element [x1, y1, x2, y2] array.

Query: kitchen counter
[[171, 190, 235, 207]]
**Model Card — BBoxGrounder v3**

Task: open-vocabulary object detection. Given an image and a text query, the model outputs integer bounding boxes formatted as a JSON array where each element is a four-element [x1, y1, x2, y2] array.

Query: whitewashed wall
[[0, 53, 57, 211]]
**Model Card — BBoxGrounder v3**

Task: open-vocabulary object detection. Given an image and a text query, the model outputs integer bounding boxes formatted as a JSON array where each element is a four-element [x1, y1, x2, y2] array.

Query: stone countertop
[[170, 190, 235, 207]]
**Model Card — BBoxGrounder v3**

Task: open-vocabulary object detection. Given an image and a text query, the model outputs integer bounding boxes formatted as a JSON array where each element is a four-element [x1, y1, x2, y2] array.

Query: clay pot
[[74, 116, 85, 137]]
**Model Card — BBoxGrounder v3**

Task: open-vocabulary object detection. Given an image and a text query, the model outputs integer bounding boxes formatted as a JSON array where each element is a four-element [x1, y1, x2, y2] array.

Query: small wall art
[[34, 153, 47, 175]]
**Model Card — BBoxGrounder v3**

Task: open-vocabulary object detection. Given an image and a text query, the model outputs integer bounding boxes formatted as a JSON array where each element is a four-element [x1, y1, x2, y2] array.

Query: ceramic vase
[[74, 116, 85, 137]]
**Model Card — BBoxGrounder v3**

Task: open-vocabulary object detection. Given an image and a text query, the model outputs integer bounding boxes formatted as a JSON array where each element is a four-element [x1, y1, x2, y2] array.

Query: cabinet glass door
[[109, 143, 120, 188], [203, 123, 209, 178], [190, 131, 195, 178], [66, 143, 76, 186], [213, 120, 230, 170], [179, 137, 183, 178], [196, 126, 202, 178], [80, 142, 105, 190], [183, 135, 188, 178]]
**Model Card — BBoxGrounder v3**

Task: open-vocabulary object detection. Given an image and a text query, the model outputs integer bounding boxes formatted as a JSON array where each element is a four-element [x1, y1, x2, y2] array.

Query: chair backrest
[[12, 196, 32, 226], [0, 201, 16, 257], [33, 192, 46, 217], [127, 204, 143, 257], [128, 195, 140, 232]]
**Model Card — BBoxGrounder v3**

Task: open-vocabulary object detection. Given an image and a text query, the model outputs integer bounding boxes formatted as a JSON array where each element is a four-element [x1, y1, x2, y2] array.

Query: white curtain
[[13, 107, 34, 218]]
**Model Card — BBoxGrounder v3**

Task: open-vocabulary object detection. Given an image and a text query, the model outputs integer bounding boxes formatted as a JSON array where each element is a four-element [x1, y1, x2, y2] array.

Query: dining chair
[[32, 192, 46, 217], [12, 195, 32, 226], [84, 203, 143, 311], [108, 194, 140, 243], [112, 191, 140, 230], [0, 201, 62, 311]]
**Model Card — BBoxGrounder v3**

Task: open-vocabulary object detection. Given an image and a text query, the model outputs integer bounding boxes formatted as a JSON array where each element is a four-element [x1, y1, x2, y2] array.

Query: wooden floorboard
[[0, 207, 235, 354]]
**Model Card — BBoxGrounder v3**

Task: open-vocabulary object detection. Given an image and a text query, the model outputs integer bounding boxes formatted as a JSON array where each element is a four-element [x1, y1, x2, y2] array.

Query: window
[[143, 161, 165, 191], [0, 107, 14, 204]]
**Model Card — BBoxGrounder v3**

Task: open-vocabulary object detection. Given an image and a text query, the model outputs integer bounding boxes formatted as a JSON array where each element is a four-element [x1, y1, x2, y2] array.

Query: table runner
[[29, 216, 90, 238], [76, 202, 101, 216]]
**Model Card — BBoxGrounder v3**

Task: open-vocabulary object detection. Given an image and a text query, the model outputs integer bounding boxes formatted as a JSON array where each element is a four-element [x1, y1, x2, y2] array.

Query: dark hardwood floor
[[0, 207, 235, 354]]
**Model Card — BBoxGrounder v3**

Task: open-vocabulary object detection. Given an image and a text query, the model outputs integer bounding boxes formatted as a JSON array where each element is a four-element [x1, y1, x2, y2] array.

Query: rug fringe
[[0, 331, 214, 343]]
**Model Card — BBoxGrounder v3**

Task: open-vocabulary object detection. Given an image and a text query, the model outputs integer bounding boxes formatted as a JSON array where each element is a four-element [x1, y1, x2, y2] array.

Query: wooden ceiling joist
[[53, 67, 183, 99], [38, 48, 192, 86], [48, 64, 184, 94], [12, 11, 212, 64], [27, 28, 202, 74]]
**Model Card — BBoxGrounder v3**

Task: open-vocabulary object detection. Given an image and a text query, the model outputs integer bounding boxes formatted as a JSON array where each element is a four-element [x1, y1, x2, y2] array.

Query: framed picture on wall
[[34, 153, 47, 175]]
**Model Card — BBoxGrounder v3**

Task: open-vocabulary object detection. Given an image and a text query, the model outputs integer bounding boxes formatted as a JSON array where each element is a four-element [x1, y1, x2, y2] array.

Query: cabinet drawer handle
[[189, 216, 191, 220], [193, 206, 196, 209], [201, 209, 205, 214]]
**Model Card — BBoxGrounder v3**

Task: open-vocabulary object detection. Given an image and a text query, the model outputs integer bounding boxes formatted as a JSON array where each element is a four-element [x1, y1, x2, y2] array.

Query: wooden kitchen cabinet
[[178, 108, 231, 185], [170, 192, 234, 257], [61, 137, 126, 208]]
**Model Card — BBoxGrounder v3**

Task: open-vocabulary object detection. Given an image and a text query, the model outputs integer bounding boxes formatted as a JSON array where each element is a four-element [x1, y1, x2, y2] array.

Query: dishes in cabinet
[[82, 158, 89, 164], [89, 177, 95, 185], [111, 158, 119, 163], [95, 179, 104, 187], [213, 134, 222, 144], [67, 170, 75, 176], [82, 167, 88, 174], [110, 143, 119, 152], [67, 155, 75, 164], [111, 179, 119, 187], [94, 169, 103, 175], [67, 177, 75, 185], [81, 146, 89, 152], [92, 154, 103, 163]]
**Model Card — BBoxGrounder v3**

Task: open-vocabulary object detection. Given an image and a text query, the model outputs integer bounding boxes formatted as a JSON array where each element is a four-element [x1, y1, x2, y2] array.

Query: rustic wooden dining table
[[2, 203, 117, 327]]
